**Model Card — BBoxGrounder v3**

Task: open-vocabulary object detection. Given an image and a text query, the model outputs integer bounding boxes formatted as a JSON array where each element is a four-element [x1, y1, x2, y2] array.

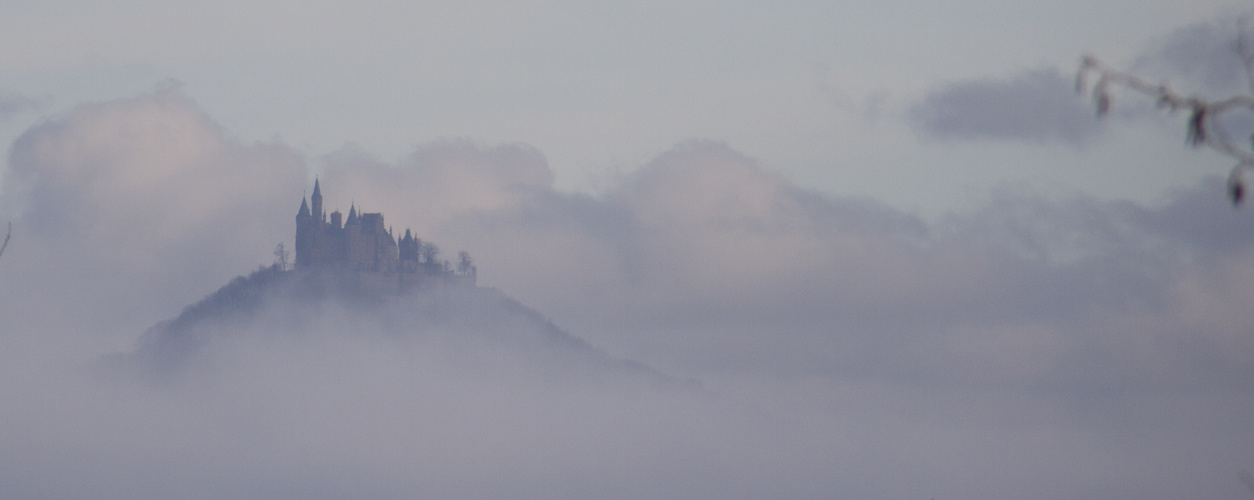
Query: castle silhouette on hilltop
[[295, 179, 474, 291]]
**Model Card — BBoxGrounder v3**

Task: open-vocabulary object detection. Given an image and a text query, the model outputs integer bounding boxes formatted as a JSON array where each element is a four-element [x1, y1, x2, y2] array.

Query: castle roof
[[298, 197, 310, 217]]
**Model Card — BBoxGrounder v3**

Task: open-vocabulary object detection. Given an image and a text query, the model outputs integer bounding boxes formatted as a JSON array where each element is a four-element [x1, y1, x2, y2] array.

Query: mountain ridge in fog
[[128, 264, 672, 387], [119, 178, 678, 387]]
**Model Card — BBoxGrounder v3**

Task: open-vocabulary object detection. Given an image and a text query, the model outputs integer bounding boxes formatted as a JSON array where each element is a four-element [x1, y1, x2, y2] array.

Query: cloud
[[299, 137, 1254, 397], [1127, 16, 1254, 143], [0, 90, 40, 122], [317, 138, 554, 236], [0, 95, 1252, 499], [909, 68, 1100, 144], [0, 89, 306, 340], [1133, 17, 1254, 98], [908, 13, 1254, 146]]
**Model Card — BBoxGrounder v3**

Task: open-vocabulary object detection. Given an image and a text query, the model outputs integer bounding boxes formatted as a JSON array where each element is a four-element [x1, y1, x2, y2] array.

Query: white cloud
[[1134, 17, 1254, 98], [1, 91, 1253, 499], [907, 13, 1254, 147], [318, 139, 554, 234], [0, 89, 306, 343], [290, 137, 1254, 399], [0, 90, 39, 122]]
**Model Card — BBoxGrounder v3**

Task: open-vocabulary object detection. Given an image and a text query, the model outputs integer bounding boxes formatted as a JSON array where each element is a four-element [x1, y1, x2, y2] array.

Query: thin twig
[[1238, 18, 1254, 97], [1078, 25, 1254, 205], [0, 222, 9, 260]]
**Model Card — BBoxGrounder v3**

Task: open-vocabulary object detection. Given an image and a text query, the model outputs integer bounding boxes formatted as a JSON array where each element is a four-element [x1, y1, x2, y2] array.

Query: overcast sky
[[1, 2, 1254, 499], [0, 0, 1249, 211]]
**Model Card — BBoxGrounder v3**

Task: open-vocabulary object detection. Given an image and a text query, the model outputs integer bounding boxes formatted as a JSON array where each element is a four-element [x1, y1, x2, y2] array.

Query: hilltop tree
[[273, 242, 290, 271], [457, 251, 476, 276], [1077, 24, 1254, 205], [419, 241, 440, 265]]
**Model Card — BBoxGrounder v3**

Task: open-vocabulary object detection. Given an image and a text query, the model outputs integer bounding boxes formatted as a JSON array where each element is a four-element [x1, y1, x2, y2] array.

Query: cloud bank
[[0, 90, 40, 122], [0, 89, 306, 343], [0, 91, 1252, 499], [909, 14, 1254, 145], [909, 68, 1099, 144], [1133, 17, 1254, 98]]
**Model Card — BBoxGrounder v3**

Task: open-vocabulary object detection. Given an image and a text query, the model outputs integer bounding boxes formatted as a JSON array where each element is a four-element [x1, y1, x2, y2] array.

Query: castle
[[295, 179, 475, 291]]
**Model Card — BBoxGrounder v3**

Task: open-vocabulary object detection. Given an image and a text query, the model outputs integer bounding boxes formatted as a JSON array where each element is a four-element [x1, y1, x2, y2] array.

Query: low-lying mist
[[0, 266, 1246, 500], [0, 90, 1252, 499], [0, 272, 850, 500]]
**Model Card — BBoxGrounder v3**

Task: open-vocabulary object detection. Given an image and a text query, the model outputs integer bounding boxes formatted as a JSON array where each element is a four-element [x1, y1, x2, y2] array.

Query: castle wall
[[295, 216, 316, 268], [295, 184, 470, 293], [344, 213, 398, 273]]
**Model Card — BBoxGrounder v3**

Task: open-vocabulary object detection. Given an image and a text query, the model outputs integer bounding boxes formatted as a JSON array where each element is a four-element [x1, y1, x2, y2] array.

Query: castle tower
[[295, 195, 314, 268], [311, 178, 324, 223], [293, 181, 466, 291]]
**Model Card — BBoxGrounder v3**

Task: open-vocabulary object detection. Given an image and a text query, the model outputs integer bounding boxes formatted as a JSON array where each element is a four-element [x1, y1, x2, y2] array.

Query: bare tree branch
[[1078, 27, 1254, 206], [0, 222, 9, 260], [1238, 19, 1254, 97]]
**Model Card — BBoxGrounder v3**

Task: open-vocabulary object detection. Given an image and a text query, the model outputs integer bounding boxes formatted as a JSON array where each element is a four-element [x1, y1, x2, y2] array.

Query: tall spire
[[298, 197, 310, 218], [311, 178, 323, 223]]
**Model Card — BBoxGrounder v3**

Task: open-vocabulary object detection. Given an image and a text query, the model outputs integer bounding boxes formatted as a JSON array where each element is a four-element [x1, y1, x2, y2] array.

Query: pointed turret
[[295, 192, 314, 268], [311, 178, 324, 224], [346, 204, 358, 225], [399, 228, 418, 263]]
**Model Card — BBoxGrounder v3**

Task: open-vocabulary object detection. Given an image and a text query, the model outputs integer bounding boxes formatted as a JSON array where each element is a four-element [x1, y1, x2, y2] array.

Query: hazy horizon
[[1, 2, 1253, 499]]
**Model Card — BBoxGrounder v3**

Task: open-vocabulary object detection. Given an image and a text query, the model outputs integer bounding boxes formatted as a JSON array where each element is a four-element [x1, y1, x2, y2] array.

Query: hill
[[128, 265, 670, 386]]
